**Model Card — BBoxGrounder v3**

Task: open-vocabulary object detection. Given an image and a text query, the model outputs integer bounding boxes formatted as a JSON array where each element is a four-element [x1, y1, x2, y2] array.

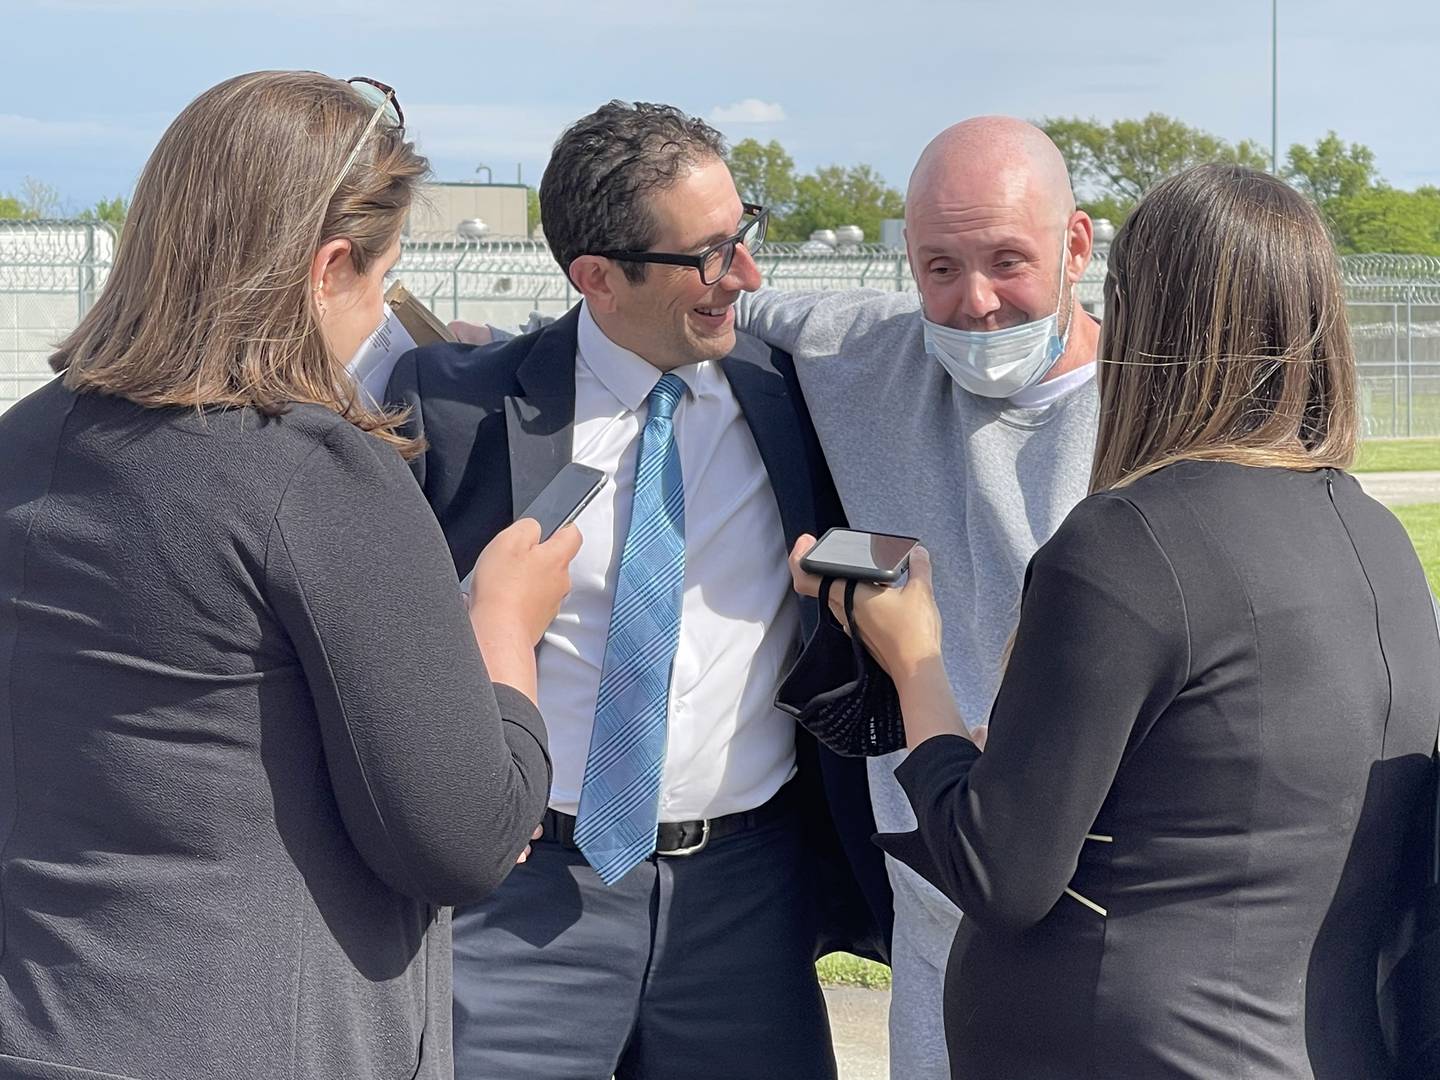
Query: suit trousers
[[450, 802, 837, 1080]]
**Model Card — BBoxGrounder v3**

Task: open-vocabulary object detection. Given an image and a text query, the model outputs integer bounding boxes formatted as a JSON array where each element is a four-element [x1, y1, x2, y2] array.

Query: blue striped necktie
[[574, 372, 687, 884]]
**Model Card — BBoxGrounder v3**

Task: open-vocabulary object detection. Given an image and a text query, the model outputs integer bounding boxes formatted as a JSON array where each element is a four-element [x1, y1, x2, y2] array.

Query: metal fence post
[[1406, 288, 1414, 437], [1392, 304, 1400, 438]]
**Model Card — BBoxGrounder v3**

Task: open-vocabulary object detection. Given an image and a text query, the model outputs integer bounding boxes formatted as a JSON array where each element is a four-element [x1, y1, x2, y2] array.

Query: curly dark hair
[[539, 101, 728, 284]]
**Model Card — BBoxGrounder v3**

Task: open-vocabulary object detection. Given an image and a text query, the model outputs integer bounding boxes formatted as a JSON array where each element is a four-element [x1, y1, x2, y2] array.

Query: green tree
[[1284, 132, 1377, 207], [526, 186, 541, 237], [783, 164, 905, 243], [82, 195, 129, 231], [727, 138, 797, 218], [1282, 132, 1384, 248], [1327, 186, 1440, 256], [0, 195, 23, 218], [1040, 113, 1269, 223], [18, 176, 62, 219]]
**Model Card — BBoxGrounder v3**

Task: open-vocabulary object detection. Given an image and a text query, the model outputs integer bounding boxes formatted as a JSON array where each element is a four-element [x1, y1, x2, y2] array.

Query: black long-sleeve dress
[[879, 460, 1440, 1080], [0, 380, 552, 1079]]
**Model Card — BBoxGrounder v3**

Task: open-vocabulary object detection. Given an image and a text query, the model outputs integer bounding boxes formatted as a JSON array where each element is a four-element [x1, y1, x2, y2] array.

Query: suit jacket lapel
[[505, 307, 580, 518], [720, 337, 815, 549]]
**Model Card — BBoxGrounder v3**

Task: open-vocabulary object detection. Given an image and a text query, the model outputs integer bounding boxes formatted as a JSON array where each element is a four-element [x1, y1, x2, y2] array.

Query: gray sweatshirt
[[739, 287, 1099, 924]]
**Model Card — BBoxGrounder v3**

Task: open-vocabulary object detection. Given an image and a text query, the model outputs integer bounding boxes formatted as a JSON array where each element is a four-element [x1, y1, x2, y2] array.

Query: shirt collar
[[1005, 359, 1097, 410], [577, 300, 713, 412]]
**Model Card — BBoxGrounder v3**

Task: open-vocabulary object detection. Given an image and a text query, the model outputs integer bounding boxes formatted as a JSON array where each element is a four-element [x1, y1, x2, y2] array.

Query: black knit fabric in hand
[[774, 577, 907, 758]]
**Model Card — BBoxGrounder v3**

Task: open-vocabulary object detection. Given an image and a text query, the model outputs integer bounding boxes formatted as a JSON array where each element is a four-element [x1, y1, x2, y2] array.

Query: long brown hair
[[1090, 163, 1357, 493], [50, 71, 427, 455]]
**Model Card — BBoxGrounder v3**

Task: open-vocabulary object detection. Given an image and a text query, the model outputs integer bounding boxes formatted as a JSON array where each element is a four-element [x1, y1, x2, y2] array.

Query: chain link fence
[[4, 222, 1439, 439], [1340, 255, 1440, 438], [385, 239, 1112, 328], [0, 221, 115, 409]]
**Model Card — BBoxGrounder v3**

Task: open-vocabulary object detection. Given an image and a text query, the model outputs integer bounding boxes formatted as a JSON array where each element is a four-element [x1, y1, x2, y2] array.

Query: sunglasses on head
[[323, 77, 404, 204]]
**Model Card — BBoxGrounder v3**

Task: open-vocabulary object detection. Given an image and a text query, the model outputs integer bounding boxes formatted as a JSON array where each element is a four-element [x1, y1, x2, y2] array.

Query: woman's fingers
[[544, 522, 583, 569], [908, 545, 933, 590], [788, 534, 821, 597]]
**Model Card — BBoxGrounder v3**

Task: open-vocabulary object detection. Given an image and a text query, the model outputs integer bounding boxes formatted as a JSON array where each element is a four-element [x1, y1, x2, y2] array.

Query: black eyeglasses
[[324, 77, 404, 203], [593, 204, 769, 286]]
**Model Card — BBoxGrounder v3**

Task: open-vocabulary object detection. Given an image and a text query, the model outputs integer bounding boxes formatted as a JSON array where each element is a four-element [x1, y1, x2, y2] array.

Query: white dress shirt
[[537, 303, 800, 820]]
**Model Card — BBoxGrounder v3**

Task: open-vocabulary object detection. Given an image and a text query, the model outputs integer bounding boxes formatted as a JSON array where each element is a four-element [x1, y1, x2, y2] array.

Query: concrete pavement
[[1354, 470, 1440, 507], [824, 987, 890, 1080]]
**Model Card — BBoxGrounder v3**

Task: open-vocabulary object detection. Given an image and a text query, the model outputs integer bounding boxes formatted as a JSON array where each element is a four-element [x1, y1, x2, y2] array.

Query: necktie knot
[[646, 373, 686, 424]]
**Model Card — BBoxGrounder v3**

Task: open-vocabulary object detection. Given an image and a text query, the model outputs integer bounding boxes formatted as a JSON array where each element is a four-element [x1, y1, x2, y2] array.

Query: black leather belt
[[542, 783, 795, 858]]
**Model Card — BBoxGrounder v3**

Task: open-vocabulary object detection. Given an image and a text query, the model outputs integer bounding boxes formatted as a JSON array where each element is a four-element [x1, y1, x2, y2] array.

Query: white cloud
[[710, 99, 786, 125], [0, 113, 155, 150], [404, 104, 580, 165], [33, 0, 727, 27]]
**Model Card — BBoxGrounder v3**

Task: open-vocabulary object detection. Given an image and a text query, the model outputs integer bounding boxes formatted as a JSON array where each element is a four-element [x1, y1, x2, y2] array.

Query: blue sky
[[4, 0, 1438, 213]]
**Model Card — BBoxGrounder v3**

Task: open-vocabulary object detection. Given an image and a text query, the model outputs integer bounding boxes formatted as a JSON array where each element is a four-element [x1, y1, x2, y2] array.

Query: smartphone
[[799, 527, 919, 584], [519, 462, 606, 541]]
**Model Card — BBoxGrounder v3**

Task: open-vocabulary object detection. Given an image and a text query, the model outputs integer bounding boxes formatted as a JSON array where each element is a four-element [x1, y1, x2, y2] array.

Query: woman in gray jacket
[[0, 71, 575, 1079]]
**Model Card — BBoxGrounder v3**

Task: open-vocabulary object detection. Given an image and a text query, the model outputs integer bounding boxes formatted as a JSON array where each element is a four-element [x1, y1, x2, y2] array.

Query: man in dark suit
[[387, 101, 889, 1080]]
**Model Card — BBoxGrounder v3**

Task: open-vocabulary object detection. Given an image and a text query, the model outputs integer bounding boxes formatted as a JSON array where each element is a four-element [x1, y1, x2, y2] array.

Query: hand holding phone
[[798, 527, 919, 585], [519, 463, 606, 542], [460, 463, 603, 597]]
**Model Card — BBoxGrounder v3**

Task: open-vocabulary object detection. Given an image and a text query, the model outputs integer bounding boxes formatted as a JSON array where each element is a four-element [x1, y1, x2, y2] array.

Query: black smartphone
[[799, 527, 919, 584], [519, 463, 606, 541]]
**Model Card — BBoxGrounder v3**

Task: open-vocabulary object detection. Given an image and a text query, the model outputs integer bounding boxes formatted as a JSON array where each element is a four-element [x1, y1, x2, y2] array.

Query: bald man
[[737, 116, 1101, 1079]]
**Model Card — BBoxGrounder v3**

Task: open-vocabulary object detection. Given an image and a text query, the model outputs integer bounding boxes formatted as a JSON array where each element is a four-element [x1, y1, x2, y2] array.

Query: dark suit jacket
[[387, 305, 893, 961]]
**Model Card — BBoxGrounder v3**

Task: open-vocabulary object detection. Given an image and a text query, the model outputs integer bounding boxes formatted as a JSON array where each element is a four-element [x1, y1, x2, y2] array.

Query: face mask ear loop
[[843, 580, 866, 673], [1053, 226, 1076, 358], [819, 577, 842, 630]]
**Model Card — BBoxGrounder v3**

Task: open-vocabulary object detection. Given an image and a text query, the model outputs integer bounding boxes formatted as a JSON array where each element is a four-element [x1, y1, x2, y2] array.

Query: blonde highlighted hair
[[1091, 163, 1357, 493], [50, 70, 428, 456]]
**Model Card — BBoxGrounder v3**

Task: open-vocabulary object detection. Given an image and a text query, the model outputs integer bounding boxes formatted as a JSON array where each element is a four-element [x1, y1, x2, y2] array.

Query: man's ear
[[1064, 211, 1094, 284], [568, 254, 624, 315]]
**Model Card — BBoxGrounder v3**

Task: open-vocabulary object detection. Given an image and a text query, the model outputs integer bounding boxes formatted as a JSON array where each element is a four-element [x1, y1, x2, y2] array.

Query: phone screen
[[805, 529, 917, 578], [519, 463, 606, 541]]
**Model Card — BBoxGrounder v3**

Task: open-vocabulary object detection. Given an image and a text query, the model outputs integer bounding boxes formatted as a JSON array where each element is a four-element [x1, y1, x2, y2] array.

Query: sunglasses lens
[[349, 79, 402, 128]]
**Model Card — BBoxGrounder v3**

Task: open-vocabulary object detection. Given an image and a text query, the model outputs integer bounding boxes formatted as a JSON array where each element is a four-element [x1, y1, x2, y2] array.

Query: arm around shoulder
[[736, 287, 828, 353]]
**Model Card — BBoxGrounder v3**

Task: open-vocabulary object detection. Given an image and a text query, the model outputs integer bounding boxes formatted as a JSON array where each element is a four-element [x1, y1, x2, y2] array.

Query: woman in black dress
[[0, 72, 576, 1079], [792, 164, 1440, 1079]]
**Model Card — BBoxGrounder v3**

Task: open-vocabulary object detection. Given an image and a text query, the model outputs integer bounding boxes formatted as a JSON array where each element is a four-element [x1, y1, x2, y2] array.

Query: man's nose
[[723, 241, 764, 292], [959, 271, 1001, 322]]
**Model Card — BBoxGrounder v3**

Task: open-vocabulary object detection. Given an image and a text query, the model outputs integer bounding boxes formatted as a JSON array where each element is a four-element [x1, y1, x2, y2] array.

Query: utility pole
[[1271, 0, 1279, 173]]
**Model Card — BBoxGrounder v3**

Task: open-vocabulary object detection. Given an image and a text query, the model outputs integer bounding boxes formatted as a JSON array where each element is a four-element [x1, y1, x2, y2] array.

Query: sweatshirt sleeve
[[263, 422, 551, 906], [876, 494, 1190, 932], [735, 287, 827, 353]]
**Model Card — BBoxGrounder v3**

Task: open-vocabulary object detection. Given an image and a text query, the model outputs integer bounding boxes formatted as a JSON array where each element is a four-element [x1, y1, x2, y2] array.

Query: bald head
[[906, 116, 1075, 230], [903, 115, 1096, 347]]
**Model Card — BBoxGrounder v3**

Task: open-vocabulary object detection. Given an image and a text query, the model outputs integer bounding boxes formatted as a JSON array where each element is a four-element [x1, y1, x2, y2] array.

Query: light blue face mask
[[921, 236, 1073, 398]]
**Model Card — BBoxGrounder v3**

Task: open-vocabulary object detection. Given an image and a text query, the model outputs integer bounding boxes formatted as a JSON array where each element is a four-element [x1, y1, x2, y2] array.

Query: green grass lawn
[[1395, 502, 1440, 595], [1354, 439, 1440, 473], [816, 951, 892, 989]]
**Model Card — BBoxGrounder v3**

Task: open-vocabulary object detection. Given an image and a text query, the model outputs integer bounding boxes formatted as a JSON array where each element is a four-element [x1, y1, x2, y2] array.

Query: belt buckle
[[656, 819, 710, 857]]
